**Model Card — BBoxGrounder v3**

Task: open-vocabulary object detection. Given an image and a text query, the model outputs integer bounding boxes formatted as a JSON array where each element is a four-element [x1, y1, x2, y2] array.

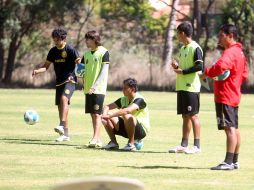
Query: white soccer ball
[[24, 110, 39, 125], [75, 63, 85, 78], [213, 70, 230, 81]]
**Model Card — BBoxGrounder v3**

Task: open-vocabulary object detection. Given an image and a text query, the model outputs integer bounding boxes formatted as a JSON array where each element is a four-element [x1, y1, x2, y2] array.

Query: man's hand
[[171, 59, 179, 69], [199, 73, 207, 80], [88, 88, 95, 94], [32, 70, 38, 77], [173, 68, 183, 74]]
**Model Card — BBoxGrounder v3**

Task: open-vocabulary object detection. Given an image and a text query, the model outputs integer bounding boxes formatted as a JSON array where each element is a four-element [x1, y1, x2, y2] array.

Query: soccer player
[[203, 24, 248, 170], [81, 30, 110, 148], [32, 28, 80, 142], [168, 21, 203, 154], [101, 78, 150, 151]]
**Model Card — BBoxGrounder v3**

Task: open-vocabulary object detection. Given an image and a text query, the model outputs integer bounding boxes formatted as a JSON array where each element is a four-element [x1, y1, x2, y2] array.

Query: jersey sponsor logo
[[55, 59, 65, 63], [61, 51, 67, 58], [94, 104, 100, 111], [65, 89, 70, 95]]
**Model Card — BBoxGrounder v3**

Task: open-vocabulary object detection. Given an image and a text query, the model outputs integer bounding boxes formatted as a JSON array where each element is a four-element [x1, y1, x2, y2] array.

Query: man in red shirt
[[203, 24, 248, 170]]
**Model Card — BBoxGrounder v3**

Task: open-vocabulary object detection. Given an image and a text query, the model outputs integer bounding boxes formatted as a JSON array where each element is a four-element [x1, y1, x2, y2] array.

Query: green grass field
[[0, 89, 254, 190]]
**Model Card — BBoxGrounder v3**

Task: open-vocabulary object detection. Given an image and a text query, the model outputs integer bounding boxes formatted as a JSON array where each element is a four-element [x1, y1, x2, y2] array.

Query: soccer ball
[[213, 70, 230, 81], [24, 110, 39, 125], [75, 63, 85, 78], [134, 140, 144, 150]]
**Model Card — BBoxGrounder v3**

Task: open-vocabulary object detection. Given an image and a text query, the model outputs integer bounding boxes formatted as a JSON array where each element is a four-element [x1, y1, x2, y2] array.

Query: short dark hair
[[85, 30, 101, 46], [177, 21, 193, 37], [123, 78, 138, 92], [220, 24, 238, 40], [51, 28, 67, 40]]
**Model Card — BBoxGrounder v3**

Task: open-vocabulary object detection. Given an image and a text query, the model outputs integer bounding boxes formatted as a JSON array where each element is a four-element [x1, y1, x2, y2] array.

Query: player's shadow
[[119, 165, 208, 170], [76, 147, 166, 154], [0, 137, 79, 147]]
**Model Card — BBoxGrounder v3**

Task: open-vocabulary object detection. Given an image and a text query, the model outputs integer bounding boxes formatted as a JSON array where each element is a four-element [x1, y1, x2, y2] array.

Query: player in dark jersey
[[32, 28, 80, 142]]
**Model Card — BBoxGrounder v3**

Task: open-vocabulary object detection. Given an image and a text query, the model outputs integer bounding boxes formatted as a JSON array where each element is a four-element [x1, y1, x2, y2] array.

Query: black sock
[[64, 128, 69, 137], [194, 139, 200, 148], [233, 153, 239, 163], [224, 152, 234, 165], [181, 138, 188, 147]]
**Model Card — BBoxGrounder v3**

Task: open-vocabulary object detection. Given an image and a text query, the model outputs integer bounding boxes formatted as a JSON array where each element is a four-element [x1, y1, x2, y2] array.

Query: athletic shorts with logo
[[177, 91, 200, 115], [85, 94, 105, 114], [114, 117, 146, 140], [55, 82, 75, 105], [215, 102, 238, 130]]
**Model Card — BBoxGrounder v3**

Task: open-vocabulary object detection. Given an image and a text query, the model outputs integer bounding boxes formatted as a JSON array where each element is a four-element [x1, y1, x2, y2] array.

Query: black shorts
[[114, 117, 146, 140], [55, 82, 75, 105], [85, 94, 105, 114], [215, 103, 238, 130], [177, 91, 200, 115]]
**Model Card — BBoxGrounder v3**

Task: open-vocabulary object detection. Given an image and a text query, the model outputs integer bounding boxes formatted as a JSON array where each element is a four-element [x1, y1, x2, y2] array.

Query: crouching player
[[101, 78, 150, 151]]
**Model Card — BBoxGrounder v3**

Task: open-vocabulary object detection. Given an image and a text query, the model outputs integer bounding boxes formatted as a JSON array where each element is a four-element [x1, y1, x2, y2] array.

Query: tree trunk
[[192, 0, 201, 42], [3, 33, 18, 83], [0, 0, 5, 81], [203, 0, 215, 64], [0, 26, 4, 81], [162, 0, 179, 68]]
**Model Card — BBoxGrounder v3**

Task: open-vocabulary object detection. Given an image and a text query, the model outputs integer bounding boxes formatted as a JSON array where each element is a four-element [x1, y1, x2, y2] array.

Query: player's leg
[[182, 114, 191, 147], [91, 113, 102, 142], [122, 114, 137, 145], [233, 129, 241, 169], [169, 91, 188, 153], [55, 83, 75, 142], [85, 94, 104, 147], [102, 116, 119, 144], [211, 103, 236, 170], [102, 117, 120, 149], [184, 92, 201, 154]]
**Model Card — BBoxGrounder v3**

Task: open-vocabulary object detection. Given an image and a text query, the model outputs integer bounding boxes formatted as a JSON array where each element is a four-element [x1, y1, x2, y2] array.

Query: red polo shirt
[[205, 43, 248, 107]]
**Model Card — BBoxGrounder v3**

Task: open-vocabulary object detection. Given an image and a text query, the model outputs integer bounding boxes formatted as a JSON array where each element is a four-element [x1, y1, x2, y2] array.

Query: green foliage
[[101, 0, 167, 44], [222, 0, 254, 48]]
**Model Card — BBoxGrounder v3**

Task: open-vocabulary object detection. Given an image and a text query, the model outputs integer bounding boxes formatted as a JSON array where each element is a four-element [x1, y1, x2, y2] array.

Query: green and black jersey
[[176, 41, 203, 92], [114, 93, 150, 133], [82, 46, 110, 95]]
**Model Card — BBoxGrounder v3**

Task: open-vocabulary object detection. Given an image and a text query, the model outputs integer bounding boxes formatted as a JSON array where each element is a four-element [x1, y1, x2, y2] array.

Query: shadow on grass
[[119, 165, 208, 170], [0, 137, 79, 147], [75, 146, 167, 154]]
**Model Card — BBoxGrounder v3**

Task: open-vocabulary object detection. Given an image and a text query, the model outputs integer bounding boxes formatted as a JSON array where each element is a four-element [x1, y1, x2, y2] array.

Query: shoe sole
[[103, 146, 119, 150], [55, 139, 70, 142], [54, 128, 64, 135]]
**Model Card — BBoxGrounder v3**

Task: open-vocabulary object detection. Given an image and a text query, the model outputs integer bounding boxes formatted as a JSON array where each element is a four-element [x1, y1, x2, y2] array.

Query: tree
[[222, 0, 254, 66], [162, 0, 180, 68], [0, 0, 84, 84], [100, 0, 167, 85]]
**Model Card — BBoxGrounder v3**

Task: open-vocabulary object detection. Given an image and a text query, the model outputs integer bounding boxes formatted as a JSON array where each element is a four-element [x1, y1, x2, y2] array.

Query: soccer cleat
[[134, 139, 144, 150], [210, 162, 234, 170], [184, 146, 201, 154], [122, 143, 136, 151], [54, 125, 64, 136], [168, 145, 187, 153], [103, 141, 119, 150], [86, 139, 103, 148], [233, 162, 240, 169], [55, 135, 70, 142]]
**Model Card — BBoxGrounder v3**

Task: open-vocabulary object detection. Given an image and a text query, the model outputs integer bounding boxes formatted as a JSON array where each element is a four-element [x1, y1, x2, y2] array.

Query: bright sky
[[149, 0, 169, 10]]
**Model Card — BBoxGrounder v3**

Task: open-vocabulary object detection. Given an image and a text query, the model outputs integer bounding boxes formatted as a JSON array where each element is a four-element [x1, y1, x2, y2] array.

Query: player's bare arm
[[32, 62, 51, 77]]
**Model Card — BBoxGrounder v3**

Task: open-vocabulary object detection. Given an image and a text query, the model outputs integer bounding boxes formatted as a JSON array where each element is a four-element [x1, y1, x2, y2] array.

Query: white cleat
[[55, 135, 70, 142]]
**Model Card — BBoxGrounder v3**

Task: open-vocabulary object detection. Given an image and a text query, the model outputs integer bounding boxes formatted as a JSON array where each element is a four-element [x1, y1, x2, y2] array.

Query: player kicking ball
[[32, 28, 80, 142]]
